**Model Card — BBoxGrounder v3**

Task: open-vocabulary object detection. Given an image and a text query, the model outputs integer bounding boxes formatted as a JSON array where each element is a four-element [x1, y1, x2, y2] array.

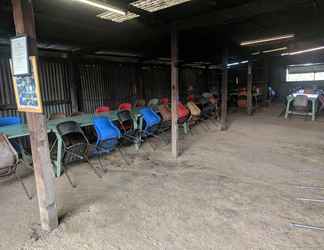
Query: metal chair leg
[[117, 147, 130, 165], [84, 155, 102, 178], [15, 173, 32, 200], [64, 167, 77, 188], [97, 155, 108, 173]]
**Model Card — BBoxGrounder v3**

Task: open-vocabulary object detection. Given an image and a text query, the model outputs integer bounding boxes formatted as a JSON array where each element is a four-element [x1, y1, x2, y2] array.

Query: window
[[286, 63, 324, 82]]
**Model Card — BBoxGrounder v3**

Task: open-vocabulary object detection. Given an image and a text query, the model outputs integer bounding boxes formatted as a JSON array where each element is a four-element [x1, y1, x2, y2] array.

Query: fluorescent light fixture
[[262, 47, 287, 53], [251, 51, 261, 56], [281, 46, 324, 56], [227, 62, 240, 67], [131, 0, 191, 12], [97, 11, 138, 23], [240, 60, 248, 64], [240, 34, 295, 46], [73, 0, 126, 15]]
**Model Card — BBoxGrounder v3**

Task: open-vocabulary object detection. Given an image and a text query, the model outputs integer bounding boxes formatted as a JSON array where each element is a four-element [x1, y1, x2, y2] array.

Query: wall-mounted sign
[[10, 35, 30, 76], [11, 56, 43, 113]]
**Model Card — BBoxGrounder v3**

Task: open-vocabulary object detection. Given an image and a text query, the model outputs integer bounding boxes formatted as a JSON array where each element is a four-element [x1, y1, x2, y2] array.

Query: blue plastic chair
[[139, 107, 167, 148], [93, 116, 129, 167], [0, 116, 22, 127]]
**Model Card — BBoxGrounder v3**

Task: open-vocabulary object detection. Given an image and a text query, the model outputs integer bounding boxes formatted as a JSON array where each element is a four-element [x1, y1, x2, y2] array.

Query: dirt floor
[[2, 104, 324, 250]]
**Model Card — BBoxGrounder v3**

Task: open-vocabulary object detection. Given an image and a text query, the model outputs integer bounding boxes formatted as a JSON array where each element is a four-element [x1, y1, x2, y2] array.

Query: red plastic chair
[[96, 106, 110, 113], [187, 95, 194, 102], [160, 98, 169, 106], [118, 103, 132, 111], [178, 102, 189, 119]]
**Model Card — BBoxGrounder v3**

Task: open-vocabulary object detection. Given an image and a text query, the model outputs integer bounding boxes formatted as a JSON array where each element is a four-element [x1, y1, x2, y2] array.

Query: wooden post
[[171, 28, 179, 158], [247, 62, 253, 115], [220, 49, 228, 131], [11, 0, 58, 231]]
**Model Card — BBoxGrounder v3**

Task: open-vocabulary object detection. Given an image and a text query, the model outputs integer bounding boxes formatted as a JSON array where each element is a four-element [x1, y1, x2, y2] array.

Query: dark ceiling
[[0, 0, 324, 63]]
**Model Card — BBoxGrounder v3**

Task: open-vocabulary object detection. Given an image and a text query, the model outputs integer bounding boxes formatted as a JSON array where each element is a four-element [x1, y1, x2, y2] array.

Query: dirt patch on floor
[[2, 104, 324, 250]]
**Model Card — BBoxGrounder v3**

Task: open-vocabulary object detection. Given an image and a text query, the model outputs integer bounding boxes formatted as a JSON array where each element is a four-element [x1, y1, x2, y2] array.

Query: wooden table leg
[[285, 99, 292, 119]]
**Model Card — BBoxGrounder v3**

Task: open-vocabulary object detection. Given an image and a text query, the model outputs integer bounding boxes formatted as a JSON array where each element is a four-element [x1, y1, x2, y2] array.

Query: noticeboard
[[10, 35, 30, 76], [11, 56, 43, 113]]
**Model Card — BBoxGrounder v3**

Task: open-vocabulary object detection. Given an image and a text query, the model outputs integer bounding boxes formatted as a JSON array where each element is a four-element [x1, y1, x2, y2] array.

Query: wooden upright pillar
[[11, 0, 58, 231], [247, 62, 253, 115], [171, 28, 179, 158], [220, 49, 228, 131]]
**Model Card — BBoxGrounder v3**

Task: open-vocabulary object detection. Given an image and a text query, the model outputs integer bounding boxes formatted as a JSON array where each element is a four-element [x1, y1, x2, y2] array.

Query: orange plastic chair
[[118, 103, 132, 111]]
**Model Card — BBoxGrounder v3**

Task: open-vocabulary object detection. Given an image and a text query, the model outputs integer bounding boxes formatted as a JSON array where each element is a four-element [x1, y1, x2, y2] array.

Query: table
[[285, 93, 319, 121], [0, 109, 142, 177]]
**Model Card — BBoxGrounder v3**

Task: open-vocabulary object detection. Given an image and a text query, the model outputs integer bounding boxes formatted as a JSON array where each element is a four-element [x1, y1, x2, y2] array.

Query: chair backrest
[[49, 112, 66, 120], [187, 101, 201, 116], [177, 102, 189, 119], [198, 96, 209, 107], [160, 98, 169, 106], [187, 95, 194, 102], [159, 105, 172, 121], [95, 106, 110, 114], [119, 103, 132, 111], [294, 95, 309, 108], [0, 134, 18, 177], [0, 116, 21, 127], [148, 98, 160, 107], [93, 116, 121, 142], [56, 121, 85, 138], [135, 99, 146, 108], [139, 107, 161, 130], [117, 110, 134, 132], [208, 95, 218, 105]]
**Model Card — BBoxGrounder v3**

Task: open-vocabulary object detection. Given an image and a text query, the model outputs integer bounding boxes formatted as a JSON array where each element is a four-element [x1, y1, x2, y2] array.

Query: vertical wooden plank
[[247, 62, 253, 115], [220, 49, 228, 131], [11, 0, 58, 231], [171, 28, 179, 158]]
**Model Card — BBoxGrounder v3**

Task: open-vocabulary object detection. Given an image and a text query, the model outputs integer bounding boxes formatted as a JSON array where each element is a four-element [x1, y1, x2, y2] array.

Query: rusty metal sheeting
[[0, 56, 220, 119], [79, 62, 138, 112]]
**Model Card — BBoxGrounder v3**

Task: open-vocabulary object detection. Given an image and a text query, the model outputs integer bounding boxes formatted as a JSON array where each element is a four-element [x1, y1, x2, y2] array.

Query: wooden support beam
[[247, 62, 253, 115], [171, 28, 179, 158], [220, 49, 228, 131], [11, 0, 58, 231]]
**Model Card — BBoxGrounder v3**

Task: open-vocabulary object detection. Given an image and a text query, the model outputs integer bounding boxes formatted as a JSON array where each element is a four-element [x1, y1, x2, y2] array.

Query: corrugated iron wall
[[0, 55, 220, 119], [142, 65, 170, 101], [78, 62, 138, 113], [0, 56, 74, 120], [0, 58, 22, 119], [39, 59, 73, 117]]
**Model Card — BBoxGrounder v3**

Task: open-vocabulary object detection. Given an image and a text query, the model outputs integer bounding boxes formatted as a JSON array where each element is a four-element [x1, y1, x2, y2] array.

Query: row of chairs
[[0, 94, 218, 199], [0, 106, 163, 197]]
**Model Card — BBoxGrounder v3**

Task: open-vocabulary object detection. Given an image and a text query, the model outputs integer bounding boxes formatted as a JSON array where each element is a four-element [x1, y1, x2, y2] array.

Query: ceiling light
[[262, 47, 287, 53], [131, 0, 191, 12], [227, 62, 240, 67], [251, 51, 261, 56], [240, 34, 295, 46], [240, 60, 248, 64], [97, 11, 138, 22], [281, 46, 324, 56], [73, 0, 126, 15]]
